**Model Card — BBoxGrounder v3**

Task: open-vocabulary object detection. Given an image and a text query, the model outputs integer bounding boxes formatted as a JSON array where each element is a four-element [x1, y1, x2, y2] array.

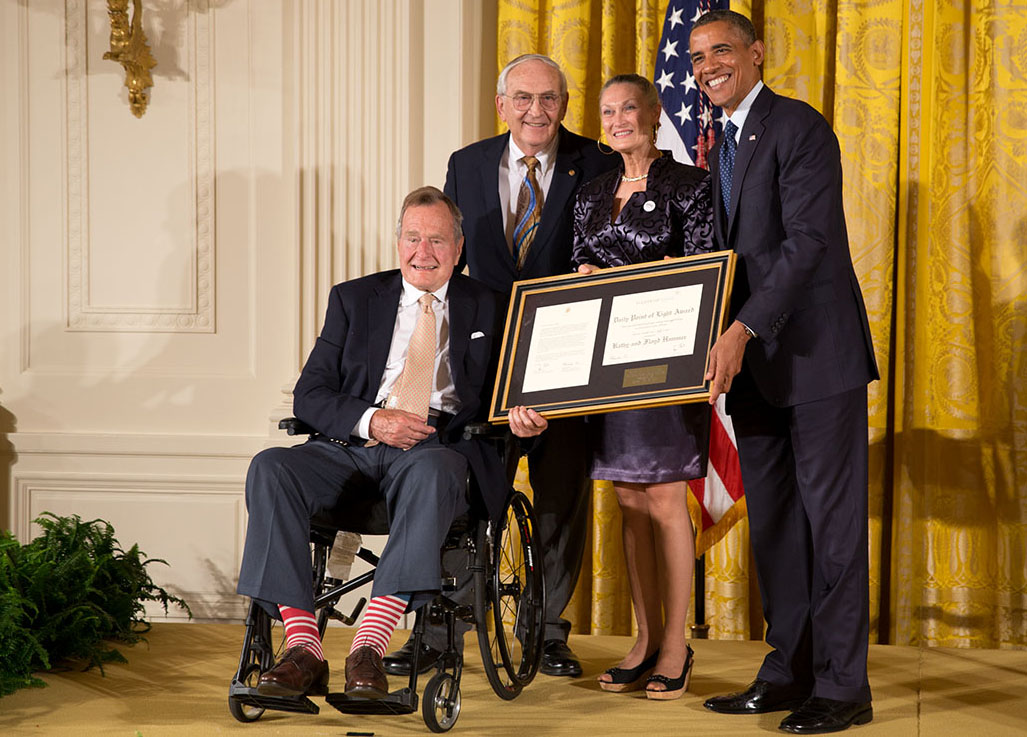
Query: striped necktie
[[719, 120, 738, 215], [512, 155, 542, 270]]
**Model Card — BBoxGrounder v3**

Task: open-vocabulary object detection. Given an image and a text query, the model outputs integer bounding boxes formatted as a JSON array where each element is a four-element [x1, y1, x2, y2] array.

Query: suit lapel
[[726, 85, 774, 243], [367, 274, 401, 386], [481, 135, 516, 272], [446, 278, 475, 415], [519, 126, 580, 276]]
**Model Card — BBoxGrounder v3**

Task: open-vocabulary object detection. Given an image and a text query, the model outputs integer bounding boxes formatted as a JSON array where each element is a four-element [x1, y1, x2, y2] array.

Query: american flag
[[654, 0, 747, 556]]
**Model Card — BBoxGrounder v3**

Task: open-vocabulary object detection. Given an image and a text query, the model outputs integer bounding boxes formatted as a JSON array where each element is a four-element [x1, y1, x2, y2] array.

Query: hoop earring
[[596, 134, 616, 156]]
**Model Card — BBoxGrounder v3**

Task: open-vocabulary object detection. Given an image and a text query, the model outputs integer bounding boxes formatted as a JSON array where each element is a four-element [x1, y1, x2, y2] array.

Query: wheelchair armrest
[[279, 417, 316, 436], [462, 422, 508, 442]]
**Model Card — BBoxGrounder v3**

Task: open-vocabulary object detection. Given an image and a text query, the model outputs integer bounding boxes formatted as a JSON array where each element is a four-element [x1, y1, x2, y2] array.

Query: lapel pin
[[749, 134, 757, 141], [568, 169, 576, 176]]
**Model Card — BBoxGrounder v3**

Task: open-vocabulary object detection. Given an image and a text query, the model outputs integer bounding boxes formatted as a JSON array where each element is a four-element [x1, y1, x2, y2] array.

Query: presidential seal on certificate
[[489, 250, 736, 422]]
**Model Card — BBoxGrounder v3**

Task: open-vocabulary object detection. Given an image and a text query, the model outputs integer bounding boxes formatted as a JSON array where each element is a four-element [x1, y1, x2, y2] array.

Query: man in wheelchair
[[236, 186, 547, 701]]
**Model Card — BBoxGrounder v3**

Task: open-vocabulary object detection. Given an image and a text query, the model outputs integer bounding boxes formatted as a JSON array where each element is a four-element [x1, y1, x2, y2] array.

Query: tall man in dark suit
[[690, 11, 879, 734], [237, 187, 547, 700], [384, 54, 618, 678]]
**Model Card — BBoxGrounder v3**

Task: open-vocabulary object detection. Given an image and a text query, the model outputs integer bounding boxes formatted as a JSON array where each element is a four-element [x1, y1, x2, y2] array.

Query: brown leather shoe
[[255, 646, 329, 697], [344, 646, 389, 699]]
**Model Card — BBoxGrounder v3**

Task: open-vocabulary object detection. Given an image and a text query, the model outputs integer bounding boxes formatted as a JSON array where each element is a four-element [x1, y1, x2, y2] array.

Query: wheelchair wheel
[[473, 490, 546, 699], [422, 672, 461, 732], [228, 663, 266, 722]]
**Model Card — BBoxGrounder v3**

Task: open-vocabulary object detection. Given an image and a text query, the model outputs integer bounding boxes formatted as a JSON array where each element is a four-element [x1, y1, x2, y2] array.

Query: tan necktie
[[386, 292, 437, 419], [512, 155, 542, 270]]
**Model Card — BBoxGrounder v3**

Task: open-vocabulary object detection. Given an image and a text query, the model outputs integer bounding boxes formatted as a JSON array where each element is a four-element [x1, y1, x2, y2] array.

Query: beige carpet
[[1, 623, 1025, 736]]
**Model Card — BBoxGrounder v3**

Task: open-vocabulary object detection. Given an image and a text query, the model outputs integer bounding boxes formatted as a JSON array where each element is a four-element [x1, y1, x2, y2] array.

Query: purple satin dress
[[572, 154, 714, 483]]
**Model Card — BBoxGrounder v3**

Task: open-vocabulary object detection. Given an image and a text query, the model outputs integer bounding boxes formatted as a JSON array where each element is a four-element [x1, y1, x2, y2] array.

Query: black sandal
[[598, 649, 660, 692], [645, 644, 694, 700]]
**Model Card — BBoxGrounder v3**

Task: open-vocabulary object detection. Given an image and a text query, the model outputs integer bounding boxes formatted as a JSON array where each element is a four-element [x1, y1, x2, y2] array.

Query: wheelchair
[[228, 418, 546, 732]]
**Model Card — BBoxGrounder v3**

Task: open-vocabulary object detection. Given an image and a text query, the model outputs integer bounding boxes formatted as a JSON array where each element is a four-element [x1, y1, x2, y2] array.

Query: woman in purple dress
[[573, 74, 713, 700]]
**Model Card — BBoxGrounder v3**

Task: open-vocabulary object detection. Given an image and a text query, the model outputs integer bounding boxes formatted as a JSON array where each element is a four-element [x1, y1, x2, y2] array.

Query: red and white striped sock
[[349, 594, 410, 658], [278, 605, 324, 661]]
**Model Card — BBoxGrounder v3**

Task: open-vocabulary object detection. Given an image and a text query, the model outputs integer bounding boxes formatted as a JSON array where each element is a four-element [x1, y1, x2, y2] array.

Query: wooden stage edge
[[1, 623, 1025, 736]]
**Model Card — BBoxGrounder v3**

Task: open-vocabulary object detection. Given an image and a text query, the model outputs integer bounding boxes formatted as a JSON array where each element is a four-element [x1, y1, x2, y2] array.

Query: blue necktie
[[719, 120, 738, 214]]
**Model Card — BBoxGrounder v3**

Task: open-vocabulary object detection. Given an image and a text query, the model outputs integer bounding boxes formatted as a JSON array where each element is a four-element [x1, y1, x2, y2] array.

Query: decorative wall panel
[[65, 0, 214, 332], [15, 473, 247, 620]]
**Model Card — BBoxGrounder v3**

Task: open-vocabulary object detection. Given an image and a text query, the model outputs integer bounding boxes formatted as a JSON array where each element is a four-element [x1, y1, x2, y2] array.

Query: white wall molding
[[13, 470, 249, 620], [65, 0, 215, 332], [12, 471, 243, 534], [9, 431, 263, 459]]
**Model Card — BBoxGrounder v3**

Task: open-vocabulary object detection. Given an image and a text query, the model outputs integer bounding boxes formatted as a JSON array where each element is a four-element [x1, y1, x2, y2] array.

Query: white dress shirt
[[499, 133, 559, 249], [354, 278, 459, 439], [724, 80, 764, 143]]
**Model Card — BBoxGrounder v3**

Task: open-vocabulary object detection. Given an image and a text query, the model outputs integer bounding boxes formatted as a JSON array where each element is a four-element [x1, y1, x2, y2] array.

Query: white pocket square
[[470, 331, 485, 340]]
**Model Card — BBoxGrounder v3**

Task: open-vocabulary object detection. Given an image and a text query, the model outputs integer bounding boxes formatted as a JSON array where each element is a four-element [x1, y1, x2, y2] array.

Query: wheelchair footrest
[[229, 683, 320, 715], [325, 687, 417, 715]]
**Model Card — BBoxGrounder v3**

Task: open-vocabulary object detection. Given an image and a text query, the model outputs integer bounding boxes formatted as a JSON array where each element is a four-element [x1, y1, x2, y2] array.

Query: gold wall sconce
[[103, 0, 157, 118]]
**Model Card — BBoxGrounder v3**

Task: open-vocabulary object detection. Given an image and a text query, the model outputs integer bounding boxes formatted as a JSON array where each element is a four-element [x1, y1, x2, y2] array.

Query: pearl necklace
[[621, 152, 661, 184]]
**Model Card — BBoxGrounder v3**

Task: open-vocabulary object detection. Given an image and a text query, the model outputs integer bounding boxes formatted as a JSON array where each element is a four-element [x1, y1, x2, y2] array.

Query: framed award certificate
[[489, 250, 736, 422]]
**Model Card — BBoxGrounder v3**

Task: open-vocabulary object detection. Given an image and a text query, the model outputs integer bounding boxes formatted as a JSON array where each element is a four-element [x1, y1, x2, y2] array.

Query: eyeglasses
[[504, 93, 563, 112]]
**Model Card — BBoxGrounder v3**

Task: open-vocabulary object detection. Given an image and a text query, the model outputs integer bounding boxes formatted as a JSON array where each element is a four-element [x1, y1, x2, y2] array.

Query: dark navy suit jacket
[[291, 271, 507, 520], [443, 126, 620, 295], [709, 85, 878, 408]]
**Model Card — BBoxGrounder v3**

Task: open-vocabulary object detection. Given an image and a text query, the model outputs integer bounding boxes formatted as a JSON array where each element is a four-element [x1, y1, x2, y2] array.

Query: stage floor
[[1, 623, 1025, 736]]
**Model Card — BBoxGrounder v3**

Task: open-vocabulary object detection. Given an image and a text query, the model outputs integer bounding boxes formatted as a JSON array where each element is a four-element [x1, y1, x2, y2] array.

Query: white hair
[[496, 54, 568, 97]]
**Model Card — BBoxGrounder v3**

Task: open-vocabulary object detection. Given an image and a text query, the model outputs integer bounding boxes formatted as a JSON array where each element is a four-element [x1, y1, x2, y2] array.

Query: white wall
[[0, 0, 497, 622]]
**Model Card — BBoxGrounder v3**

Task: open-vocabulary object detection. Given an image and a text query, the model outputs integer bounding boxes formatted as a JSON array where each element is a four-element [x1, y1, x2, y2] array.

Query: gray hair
[[691, 9, 758, 46], [600, 73, 660, 110], [496, 54, 568, 97], [395, 186, 463, 241]]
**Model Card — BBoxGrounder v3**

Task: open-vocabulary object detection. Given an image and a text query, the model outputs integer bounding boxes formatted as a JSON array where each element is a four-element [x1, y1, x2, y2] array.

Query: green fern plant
[[0, 513, 190, 697]]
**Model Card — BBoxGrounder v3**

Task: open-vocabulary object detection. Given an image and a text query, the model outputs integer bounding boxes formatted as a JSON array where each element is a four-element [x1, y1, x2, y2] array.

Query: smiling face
[[689, 20, 764, 116], [397, 202, 463, 293], [599, 82, 660, 157], [496, 58, 568, 155]]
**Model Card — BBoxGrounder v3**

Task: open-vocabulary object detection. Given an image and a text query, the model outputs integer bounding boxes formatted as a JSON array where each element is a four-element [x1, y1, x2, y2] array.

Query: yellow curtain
[[498, 0, 1027, 648]]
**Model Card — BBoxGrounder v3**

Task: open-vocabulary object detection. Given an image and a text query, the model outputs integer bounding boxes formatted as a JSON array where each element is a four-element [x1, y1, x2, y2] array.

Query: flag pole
[[691, 553, 709, 638]]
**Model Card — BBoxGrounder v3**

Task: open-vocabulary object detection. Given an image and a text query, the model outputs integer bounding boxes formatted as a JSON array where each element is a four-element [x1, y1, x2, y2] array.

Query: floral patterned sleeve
[[670, 170, 715, 255], [571, 185, 590, 267]]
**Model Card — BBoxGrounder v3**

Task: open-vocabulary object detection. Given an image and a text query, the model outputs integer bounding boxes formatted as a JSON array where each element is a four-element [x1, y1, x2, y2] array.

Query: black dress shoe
[[779, 697, 872, 734], [540, 639, 582, 677], [704, 678, 809, 714], [382, 638, 444, 676]]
